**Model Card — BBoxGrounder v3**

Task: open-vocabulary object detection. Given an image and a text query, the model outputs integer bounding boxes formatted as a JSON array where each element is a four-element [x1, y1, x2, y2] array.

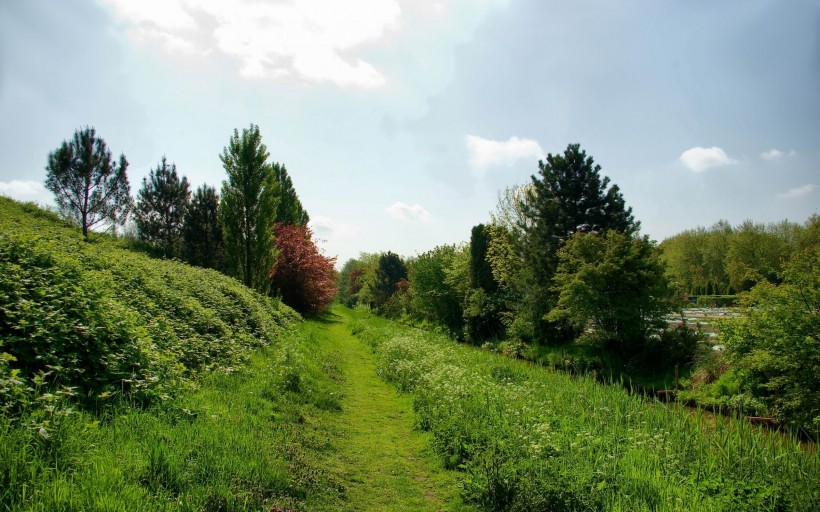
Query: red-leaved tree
[[270, 223, 338, 315]]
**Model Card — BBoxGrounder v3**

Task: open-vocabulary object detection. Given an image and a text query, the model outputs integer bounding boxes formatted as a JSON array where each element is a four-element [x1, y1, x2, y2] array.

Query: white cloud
[[761, 148, 797, 161], [465, 135, 543, 168], [761, 149, 784, 161], [0, 180, 50, 202], [309, 215, 361, 241], [776, 183, 815, 199], [129, 27, 197, 55], [384, 202, 431, 222], [100, 0, 401, 88], [679, 146, 736, 173]]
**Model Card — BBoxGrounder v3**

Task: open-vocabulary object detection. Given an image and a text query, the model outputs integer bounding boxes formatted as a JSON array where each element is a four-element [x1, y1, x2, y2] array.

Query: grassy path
[[304, 308, 470, 512]]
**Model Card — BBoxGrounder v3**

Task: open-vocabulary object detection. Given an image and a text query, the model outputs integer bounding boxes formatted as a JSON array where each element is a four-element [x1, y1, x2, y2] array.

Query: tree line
[[340, 144, 681, 370], [659, 217, 819, 296], [43, 125, 336, 315], [338, 143, 820, 430]]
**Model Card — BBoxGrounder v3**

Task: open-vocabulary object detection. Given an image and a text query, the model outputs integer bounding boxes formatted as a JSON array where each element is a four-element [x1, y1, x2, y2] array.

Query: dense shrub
[[269, 223, 337, 315], [0, 197, 298, 413], [721, 246, 820, 433]]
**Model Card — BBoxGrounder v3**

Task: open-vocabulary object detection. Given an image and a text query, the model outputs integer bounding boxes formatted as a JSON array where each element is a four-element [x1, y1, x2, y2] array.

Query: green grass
[[347, 307, 820, 511], [302, 307, 472, 511], [0, 327, 342, 511]]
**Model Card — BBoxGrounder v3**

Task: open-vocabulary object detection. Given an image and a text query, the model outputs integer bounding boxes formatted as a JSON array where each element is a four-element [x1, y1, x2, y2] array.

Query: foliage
[[269, 223, 337, 315], [464, 224, 505, 342], [351, 309, 818, 511], [515, 144, 638, 343], [408, 245, 464, 336], [271, 163, 309, 226], [182, 184, 225, 270], [0, 197, 298, 414], [726, 220, 795, 291], [219, 124, 280, 292], [44, 126, 132, 239], [660, 217, 812, 295], [134, 156, 191, 257], [520, 143, 638, 276], [337, 258, 366, 307], [660, 221, 732, 296], [548, 231, 671, 364], [721, 245, 820, 433], [359, 251, 408, 310]]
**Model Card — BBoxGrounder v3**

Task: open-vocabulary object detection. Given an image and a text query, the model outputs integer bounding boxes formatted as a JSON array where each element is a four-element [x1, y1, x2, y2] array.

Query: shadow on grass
[[307, 311, 344, 325]]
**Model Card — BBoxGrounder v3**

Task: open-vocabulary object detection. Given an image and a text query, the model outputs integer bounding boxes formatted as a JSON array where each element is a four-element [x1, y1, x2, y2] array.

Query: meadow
[[349, 308, 819, 511]]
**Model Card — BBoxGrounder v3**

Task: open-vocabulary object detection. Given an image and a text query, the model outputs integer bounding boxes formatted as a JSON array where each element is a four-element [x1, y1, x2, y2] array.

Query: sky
[[1, 0, 818, 265]]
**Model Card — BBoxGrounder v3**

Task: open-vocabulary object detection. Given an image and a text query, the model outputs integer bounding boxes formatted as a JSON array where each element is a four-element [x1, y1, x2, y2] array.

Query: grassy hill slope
[[0, 196, 299, 413]]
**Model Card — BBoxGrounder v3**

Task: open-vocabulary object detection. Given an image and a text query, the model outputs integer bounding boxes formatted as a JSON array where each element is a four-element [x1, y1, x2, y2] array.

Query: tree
[[269, 223, 337, 315], [183, 185, 224, 270], [517, 143, 638, 342], [409, 244, 464, 336], [44, 127, 131, 240], [547, 231, 670, 363], [463, 224, 505, 341], [271, 163, 309, 226], [338, 257, 370, 307], [722, 245, 820, 432], [358, 251, 407, 310], [522, 144, 637, 270], [219, 124, 279, 292], [134, 156, 190, 257], [726, 220, 790, 291]]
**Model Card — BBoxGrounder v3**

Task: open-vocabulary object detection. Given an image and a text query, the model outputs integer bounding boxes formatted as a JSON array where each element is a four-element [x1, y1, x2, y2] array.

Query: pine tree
[[183, 185, 224, 270], [44, 127, 131, 240], [134, 156, 190, 257], [518, 143, 638, 342], [219, 124, 279, 292]]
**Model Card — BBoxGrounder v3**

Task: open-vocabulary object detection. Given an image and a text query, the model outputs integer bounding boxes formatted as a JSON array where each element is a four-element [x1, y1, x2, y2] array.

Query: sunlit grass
[[0, 329, 342, 511], [349, 307, 820, 511]]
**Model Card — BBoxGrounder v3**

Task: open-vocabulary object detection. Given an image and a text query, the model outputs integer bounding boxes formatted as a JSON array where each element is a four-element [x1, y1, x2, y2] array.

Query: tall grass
[[350, 309, 819, 511], [0, 327, 343, 511]]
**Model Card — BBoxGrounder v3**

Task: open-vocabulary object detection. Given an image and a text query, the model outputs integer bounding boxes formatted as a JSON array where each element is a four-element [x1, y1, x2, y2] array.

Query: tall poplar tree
[[219, 124, 279, 292], [134, 156, 190, 257], [44, 126, 131, 240]]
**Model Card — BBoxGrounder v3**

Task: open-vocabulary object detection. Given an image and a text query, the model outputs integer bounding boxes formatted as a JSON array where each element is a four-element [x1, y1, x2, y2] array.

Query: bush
[[0, 197, 298, 413], [721, 246, 820, 433]]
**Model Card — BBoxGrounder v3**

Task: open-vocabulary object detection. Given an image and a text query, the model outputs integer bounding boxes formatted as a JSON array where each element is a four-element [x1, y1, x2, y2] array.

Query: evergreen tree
[[134, 156, 190, 257], [219, 124, 279, 292], [183, 185, 224, 270], [518, 144, 638, 342], [44, 126, 131, 240], [364, 251, 407, 309], [469, 224, 498, 292], [464, 224, 504, 341], [271, 163, 309, 225]]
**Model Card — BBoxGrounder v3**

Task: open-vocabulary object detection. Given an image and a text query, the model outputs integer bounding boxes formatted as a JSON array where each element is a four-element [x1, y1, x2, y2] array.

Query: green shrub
[[0, 197, 299, 413]]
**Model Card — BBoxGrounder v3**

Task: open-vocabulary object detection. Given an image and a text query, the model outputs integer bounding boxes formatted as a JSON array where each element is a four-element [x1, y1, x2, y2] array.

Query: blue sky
[[1, 0, 818, 265]]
